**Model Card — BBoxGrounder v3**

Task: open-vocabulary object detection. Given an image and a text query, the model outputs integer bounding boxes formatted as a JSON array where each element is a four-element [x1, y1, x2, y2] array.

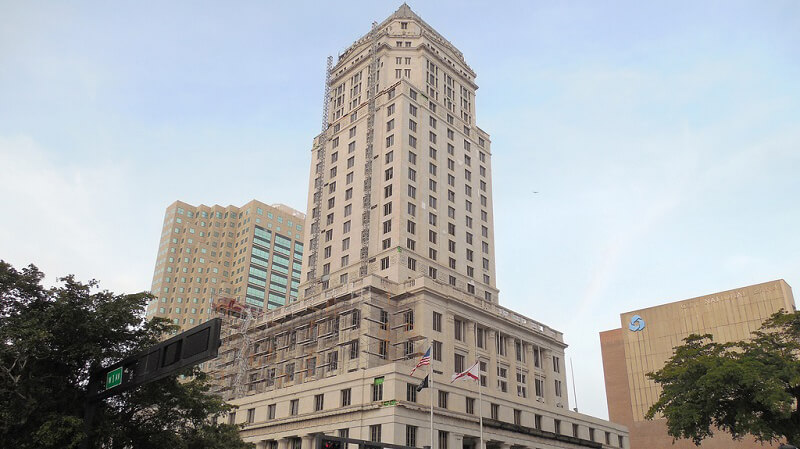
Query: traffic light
[[323, 440, 341, 449], [87, 318, 222, 400], [319, 437, 342, 449]]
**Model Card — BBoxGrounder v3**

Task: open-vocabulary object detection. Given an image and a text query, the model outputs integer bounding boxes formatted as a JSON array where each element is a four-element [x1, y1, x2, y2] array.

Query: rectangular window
[[454, 353, 465, 373], [372, 378, 384, 401], [514, 409, 522, 426], [438, 431, 448, 449], [438, 390, 448, 408], [370, 424, 381, 442], [497, 365, 508, 392], [314, 393, 324, 411], [247, 408, 255, 423], [341, 388, 352, 406], [497, 333, 507, 356], [290, 399, 299, 415], [432, 340, 442, 361], [433, 311, 442, 332], [491, 403, 499, 420], [515, 339, 525, 362], [407, 383, 417, 402], [403, 310, 414, 330], [466, 397, 475, 414], [405, 425, 417, 448], [267, 404, 276, 419], [517, 370, 527, 398]]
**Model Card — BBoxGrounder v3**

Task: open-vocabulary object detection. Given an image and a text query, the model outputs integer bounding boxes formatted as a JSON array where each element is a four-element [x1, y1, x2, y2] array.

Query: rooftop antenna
[[570, 357, 579, 412]]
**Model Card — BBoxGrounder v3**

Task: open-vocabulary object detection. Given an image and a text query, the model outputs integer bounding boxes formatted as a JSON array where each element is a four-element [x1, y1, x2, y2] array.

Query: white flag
[[451, 361, 480, 383]]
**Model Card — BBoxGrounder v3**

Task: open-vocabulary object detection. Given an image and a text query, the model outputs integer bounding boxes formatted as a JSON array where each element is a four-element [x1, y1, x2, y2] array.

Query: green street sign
[[374, 377, 384, 386], [106, 367, 122, 389]]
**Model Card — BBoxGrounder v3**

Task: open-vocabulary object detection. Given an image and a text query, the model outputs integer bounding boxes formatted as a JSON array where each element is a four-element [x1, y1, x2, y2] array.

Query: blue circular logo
[[628, 314, 645, 332]]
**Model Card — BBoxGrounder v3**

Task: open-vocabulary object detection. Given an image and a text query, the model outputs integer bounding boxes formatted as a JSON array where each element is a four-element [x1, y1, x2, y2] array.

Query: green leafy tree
[[0, 261, 252, 449], [646, 310, 800, 446]]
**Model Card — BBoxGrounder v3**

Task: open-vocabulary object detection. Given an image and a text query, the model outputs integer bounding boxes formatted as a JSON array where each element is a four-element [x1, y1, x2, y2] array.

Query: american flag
[[410, 346, 431, 376]]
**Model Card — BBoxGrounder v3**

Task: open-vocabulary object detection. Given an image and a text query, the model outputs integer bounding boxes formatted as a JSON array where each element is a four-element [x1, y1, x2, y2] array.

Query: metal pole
[[477, 377, 484, 449], [429, 351, 435, 449], [474, 325, 483, 449], [570, 357, 578, 412], [80, 400, 95, 449]]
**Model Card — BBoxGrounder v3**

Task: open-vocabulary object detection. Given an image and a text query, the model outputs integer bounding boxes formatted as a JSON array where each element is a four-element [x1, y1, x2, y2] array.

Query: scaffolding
[[306, 55, 334, 294], [208, 276, 422, 401], [359, 22, 383, 278]]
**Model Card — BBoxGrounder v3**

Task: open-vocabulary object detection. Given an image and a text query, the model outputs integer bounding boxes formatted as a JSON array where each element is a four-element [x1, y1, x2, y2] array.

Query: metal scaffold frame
[[359, 23, 383, 277], [208, 279, 420, 401], [307, 56, 334, 293]]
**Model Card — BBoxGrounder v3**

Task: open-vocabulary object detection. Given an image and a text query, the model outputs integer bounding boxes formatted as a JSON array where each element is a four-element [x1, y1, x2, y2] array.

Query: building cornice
[[334, 3, 475, 78]]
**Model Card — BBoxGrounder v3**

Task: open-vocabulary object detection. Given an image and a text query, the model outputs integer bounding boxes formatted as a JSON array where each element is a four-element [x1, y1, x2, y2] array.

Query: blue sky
[[1, 1, 798, 420]]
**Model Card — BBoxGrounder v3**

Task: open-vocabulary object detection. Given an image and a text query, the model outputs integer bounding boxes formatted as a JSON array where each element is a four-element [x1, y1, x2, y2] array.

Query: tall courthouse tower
[[301, 3, 496, 304], [212, 6, 629, 449]]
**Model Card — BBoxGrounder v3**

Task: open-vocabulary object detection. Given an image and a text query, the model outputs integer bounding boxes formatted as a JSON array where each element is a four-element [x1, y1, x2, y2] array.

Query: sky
[[1, 0, 799, 420]]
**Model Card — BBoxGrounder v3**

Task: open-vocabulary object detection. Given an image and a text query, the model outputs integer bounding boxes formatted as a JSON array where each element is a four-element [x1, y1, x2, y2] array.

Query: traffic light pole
[[80, 319, 222, 448]]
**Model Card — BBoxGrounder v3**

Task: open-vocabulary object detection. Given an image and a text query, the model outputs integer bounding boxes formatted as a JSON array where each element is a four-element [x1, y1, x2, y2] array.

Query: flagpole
[[478, 378, 484, 449], [475, 325, 484, 449], [429, 358, 434, 449]]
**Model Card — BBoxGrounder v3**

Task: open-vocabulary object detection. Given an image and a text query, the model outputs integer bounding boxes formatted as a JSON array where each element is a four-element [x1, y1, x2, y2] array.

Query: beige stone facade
[[208, 5, 628, 449], [300, 4, 496, 304], [600, 280, 796, 449], [147, 199, 305, 332], [217, 274, 627, 449]]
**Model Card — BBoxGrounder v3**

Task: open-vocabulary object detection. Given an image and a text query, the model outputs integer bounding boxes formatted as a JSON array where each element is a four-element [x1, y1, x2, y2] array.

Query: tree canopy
[[646, 310, 800, 446], [0, 260, 252, 449]]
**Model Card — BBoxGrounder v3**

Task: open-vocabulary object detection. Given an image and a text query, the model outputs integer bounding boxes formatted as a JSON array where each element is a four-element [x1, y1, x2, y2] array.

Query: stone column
[[447, 432, 463, 449], [541, 349, 555, 405], [486, 330, 497, 389], [301, 434, 316, 449], [277, 437, 290, 449]]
